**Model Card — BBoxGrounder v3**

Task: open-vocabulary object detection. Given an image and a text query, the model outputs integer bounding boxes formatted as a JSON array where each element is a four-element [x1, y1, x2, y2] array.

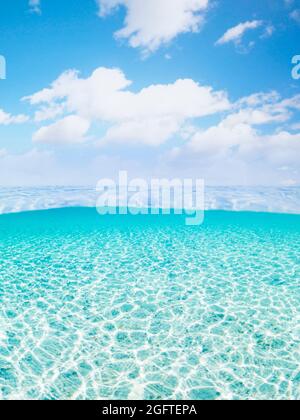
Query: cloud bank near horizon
[[0, 64, 298, 186]]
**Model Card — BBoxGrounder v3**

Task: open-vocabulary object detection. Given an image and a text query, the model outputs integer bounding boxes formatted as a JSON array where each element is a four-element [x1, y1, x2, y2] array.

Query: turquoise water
[[0, 208, 299, 400]]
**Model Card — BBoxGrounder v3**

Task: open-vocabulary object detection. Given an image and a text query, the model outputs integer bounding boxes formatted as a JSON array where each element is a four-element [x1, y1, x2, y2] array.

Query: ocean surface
[[0, 186, 300, 215], [0, 207, 299, 400]]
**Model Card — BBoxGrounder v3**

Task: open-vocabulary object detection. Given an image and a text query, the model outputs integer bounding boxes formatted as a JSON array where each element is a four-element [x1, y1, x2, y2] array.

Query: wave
[[0, 186, 299, 215]]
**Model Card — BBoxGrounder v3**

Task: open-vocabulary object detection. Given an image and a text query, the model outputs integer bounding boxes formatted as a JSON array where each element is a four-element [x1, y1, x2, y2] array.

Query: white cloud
[[32, 115, 90, 145], [34, 103, 66, 122], [216, 20, 263, 46], [187, 90, 300, 163], [29, 0, 210, 53], [162, 88, 300, 185], [261, 25, 275, 39], [102, 117, 181, 146], [97, 0, 210, 53], [164, 120, 300, 185], [0, 147, 153, 186], [188, 121, 256, 157], [226, 92, 300, 127], [290, 9, 300, 23], [24, 70, 81, 105], [29, 0, 41, 14], [26, 67, 231, 146], [281, 179, 297, 187], [0, 148, 7, 158], [223, 108, 290, 127], [188, 121, 300, 166], [0, 109, 29, 125], [22, 67, 300, 185], [236, 91, 280, 107], [291, 122, 300, 131], [0, 148, 55, 186]]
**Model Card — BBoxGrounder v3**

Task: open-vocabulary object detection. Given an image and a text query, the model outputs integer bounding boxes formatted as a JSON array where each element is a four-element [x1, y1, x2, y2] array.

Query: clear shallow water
[[0, 208, 299, 400]]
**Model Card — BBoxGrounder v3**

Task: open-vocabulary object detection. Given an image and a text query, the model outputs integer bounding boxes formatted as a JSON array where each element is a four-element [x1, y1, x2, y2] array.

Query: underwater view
[[0, 207, 299, 400]]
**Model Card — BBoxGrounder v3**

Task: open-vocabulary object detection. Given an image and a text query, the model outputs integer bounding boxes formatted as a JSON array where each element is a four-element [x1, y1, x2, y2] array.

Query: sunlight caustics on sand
[[0, 208, 299, 400]]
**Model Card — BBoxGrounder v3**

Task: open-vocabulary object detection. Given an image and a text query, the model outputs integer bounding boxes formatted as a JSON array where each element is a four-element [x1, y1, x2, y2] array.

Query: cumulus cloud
[[0, 109, 29, 125], [32, 115, 90, 145], [34, 103, 66, 122], [164, 120, 300, 185], [163, 89, 300, 185], [188, 120, 300, 165], [25, 67, 231, 146], [29, 0, 210, 53], [187, 91, 300, 163], [223, 108, 289, 127], [22, 66, 300, 185], [227, 91, 300, 126], [216, 20, 263, 47], [102, 117, 181, 146], [97, 0, 210, 53]]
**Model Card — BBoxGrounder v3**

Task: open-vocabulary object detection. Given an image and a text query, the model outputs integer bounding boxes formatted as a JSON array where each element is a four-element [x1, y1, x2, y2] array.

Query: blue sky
[[0, 0, 299, 186]]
